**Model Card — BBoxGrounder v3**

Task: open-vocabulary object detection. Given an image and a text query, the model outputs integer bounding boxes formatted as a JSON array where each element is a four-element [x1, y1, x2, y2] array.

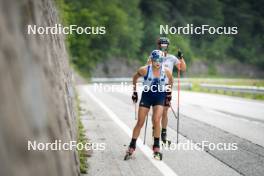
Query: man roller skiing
[[148, 37, 186, 145], [124, 50, 173, 161]]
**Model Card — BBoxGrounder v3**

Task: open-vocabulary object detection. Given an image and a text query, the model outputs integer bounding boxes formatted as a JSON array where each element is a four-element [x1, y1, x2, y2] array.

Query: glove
[[165, 91, 172, 105], [132, 92, 138, 103], [177, 50, 183, 59]]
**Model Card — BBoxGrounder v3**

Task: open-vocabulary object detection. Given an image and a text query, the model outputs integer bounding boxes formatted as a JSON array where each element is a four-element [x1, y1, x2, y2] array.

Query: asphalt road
[[77, 84, 264, 176]]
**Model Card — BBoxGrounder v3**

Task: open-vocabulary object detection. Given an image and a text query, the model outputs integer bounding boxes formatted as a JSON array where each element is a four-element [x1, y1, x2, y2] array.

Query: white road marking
[[82, 86, 178, 176]]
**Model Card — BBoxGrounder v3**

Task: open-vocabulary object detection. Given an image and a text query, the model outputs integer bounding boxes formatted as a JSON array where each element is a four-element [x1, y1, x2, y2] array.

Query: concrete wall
[[0, 0, 79, 175]]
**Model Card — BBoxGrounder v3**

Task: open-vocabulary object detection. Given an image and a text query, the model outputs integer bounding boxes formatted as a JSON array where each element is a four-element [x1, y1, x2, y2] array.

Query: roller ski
[[153, 147, 163, 160], [124, 147, 135, 160]]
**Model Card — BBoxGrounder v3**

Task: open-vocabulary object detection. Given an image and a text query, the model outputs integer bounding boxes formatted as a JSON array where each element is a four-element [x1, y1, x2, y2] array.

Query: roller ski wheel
[[153, 147, 163, 161], [124, 147, 135, 160]]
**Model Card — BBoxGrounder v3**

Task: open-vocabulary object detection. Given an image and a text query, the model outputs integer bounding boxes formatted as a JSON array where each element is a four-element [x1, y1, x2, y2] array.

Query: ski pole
[[143, 113, 149, 145], [170, 106, 178, 120], [176, 62, 181, 144], [134, 103, 137, 120]]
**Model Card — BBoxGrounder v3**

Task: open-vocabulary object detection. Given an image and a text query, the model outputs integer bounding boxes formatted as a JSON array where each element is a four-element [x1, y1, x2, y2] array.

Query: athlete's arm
[[132, 66, 147, 91], [165, 68, 173, 89], [146, 57, 151, 65], [176, 51, 186, 72], [165, 68, 173, 104], [178, 58, 186, 72]]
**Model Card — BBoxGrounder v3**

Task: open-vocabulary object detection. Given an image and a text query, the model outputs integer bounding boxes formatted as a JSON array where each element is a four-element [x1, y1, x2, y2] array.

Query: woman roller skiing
[[124, 50, 173, 161]]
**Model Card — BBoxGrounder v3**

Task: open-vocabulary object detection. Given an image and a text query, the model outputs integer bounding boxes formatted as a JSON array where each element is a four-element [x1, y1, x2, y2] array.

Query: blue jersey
[[143, 65, 166, 92]]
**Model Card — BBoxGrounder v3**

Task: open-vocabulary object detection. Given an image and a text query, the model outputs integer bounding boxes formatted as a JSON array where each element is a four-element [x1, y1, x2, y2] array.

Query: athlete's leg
[[161, 106, 170, 142], [132, 106, 150, 138], [151, 110, 155, 137], [161, 106, 169, 128], [152, 105, 164, 147], [128, 106, 150, 149]]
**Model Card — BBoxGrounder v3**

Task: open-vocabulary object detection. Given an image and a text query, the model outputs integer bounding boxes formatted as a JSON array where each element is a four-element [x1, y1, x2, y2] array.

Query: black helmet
[[157, 37, 170, 45]]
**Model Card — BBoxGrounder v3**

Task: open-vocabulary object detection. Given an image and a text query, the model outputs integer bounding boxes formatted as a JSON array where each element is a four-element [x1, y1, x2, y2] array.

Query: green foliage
[[202, 36, 233, 61], [168, 35, 194, 63], [55, 0, 264, 77], [59, 0, 143, 77], [75, 92, 89, 173], [77, 117, 88, 174]]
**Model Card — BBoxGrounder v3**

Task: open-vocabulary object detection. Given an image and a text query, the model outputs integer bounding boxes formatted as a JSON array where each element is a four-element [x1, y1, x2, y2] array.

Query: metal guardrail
[[91, 77, 264, 83], [90, 78, 264, 93], [200, 83, 264, 94], [91, 77, 132, 83], [90, 77, 192, 90]]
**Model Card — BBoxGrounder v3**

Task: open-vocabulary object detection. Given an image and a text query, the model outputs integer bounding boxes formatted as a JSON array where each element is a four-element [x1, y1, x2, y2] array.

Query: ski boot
[[124, 147, 135, 160], [153, 147, 163, 160], [161, 132, 171, 146]]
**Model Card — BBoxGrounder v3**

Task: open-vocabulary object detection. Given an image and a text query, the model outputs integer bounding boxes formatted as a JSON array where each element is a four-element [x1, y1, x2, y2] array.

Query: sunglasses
[[152, 57, 163, 63]]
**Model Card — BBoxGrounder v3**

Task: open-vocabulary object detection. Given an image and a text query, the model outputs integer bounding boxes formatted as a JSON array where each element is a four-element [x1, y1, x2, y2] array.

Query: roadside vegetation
[[184, 78, 264, 100], [75, 93, 89, 174], [55, 0, 264, 78]]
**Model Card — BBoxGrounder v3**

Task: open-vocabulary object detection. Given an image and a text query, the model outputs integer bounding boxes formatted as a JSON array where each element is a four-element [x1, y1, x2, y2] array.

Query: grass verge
[[76, 92, 89, 174]]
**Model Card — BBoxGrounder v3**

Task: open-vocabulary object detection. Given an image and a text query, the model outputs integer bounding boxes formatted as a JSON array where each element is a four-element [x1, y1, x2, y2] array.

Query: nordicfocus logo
[[160, 24, 238, 35], [93, 82, 172, 93], [27, 140, 106, 151], [161, 140, 238, 151], [27, 24, 106, 35]]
